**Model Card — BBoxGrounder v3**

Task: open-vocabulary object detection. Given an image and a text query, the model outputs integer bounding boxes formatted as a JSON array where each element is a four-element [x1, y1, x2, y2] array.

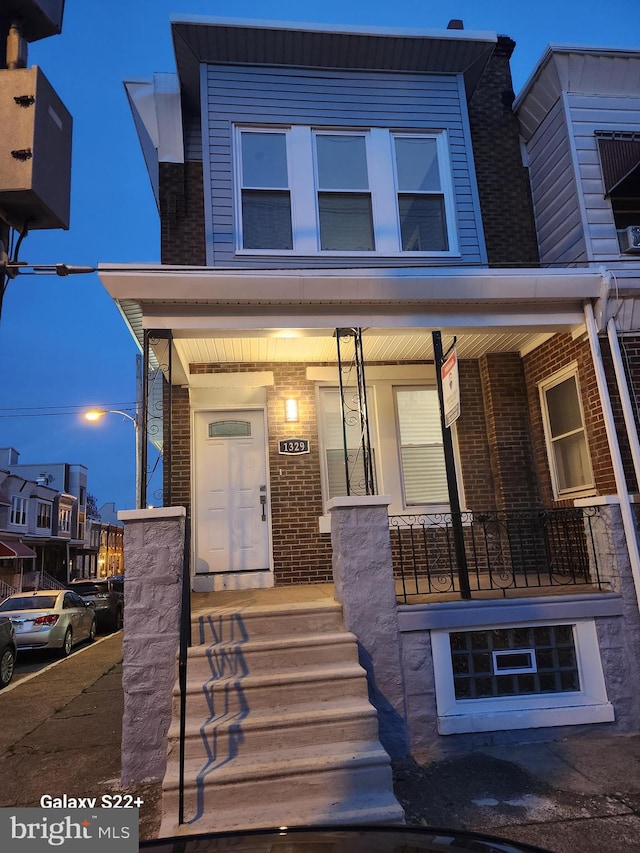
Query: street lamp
[[84, 409, 142, 510]]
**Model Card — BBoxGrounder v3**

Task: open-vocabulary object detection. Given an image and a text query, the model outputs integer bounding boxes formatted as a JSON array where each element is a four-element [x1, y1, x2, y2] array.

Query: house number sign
[[278, 438, 310, 455]]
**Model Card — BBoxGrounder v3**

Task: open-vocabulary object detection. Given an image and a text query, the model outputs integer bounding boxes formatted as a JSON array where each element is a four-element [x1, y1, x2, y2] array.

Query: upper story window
[[539, 365, 594, 499], [596, 132, 640, 253], [235, 126, 457, 256], [59, 507, 71, 533], [36, 502, 52, 529], [10, 496, 27, 526]]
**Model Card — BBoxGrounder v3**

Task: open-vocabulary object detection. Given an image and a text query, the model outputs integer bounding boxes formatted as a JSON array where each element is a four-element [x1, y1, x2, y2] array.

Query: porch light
[[284, 399, 299, 423]]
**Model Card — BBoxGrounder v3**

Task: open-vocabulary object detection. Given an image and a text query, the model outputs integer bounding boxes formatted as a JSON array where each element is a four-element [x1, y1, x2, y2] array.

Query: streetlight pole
[[84, 409, 142, 510]]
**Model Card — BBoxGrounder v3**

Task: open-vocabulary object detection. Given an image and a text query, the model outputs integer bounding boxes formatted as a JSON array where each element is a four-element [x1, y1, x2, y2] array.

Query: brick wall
[[457, 360, 496, 509], [523, 334, 616, 505], [467, 36, 539, 267], [479, 352, 540, 511], [159, 161, 206, 265]]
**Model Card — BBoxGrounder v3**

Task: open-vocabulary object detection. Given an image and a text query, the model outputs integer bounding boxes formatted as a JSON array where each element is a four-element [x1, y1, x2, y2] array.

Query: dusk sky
[[1, 0, 639, 513]]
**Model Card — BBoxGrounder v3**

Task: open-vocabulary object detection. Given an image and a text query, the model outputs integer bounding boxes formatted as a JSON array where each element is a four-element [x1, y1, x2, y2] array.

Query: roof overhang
[[171, 16, 497, 111], [98, 264, 604, 378]]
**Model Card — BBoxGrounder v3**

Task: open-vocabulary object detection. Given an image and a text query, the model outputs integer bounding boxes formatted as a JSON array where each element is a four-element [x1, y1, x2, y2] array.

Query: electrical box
[[0, 66, 72, 230], [1, 1, 65, 43]]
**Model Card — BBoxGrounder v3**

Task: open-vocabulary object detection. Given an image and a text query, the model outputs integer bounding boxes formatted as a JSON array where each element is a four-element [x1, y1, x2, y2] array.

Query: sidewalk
[[0, 632, 162, 840], [1, 630, 640, 850]]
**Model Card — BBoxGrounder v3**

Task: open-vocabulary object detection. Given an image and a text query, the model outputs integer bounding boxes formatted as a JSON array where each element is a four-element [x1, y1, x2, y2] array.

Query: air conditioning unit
[[619, 225, 640, 254]]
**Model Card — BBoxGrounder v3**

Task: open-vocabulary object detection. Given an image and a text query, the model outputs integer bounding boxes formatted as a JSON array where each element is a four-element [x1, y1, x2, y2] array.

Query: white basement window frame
[[233, 125, 459, 257], [431, 618, 614, 734], [538, 363, 595, 500]]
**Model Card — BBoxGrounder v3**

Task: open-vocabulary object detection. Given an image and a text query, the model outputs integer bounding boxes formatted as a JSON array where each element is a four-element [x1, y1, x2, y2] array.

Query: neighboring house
[[0, 447, 123, 584], [102, 17, 640, 802]]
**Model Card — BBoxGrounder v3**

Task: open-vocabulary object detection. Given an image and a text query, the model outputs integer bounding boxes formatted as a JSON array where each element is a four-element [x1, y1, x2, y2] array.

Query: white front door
[[194, 410, 270, 574]]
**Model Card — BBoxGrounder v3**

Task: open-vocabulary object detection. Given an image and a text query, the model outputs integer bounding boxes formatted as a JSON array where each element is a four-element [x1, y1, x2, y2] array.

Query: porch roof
[[98, 264, 605, 379]]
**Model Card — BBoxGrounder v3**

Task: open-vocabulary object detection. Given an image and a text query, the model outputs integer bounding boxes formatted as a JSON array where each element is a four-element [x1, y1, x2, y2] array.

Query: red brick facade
[[523, 333, 617, 505]]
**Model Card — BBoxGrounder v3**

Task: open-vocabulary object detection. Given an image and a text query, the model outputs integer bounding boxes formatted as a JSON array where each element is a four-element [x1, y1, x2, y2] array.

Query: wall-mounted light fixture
[[284, 399, 299, 423]]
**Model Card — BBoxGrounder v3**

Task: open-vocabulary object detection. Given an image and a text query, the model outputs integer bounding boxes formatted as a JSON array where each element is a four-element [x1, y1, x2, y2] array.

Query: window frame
[[315, 374, 463, 524], [36, 501, 52, 530], [10, 495, 27, 527], [431, 618, 613, 734], [233, 125, 459, 257], [539, 364, 595, 500]]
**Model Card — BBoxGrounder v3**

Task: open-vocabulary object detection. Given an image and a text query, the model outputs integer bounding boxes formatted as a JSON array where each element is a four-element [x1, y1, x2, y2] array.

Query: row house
[[101, 17, 640, 834], [0, 447, 123, 587]]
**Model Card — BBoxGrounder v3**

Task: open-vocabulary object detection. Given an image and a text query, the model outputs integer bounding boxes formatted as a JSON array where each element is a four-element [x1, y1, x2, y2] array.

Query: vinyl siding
[[525, 97, 587, 264], [566, 92, 640, 262], [203, 64, 484, 268]]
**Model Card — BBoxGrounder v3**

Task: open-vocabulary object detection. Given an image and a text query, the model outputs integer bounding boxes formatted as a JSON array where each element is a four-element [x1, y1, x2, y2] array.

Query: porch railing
[[390, 507, 606, 602], [177, 511, 192, 825]]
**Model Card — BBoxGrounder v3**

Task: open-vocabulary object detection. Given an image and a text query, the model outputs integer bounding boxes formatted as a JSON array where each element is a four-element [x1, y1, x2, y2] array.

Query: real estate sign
[[442, 347, 460, 427]]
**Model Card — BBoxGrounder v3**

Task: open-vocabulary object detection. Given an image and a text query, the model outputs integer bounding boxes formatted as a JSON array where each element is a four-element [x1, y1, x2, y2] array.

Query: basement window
[[432, 618, 613, 734]]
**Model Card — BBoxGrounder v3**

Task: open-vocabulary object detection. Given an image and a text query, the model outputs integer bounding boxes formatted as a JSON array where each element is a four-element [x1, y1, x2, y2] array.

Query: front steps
[[160, 599, 404, 836]]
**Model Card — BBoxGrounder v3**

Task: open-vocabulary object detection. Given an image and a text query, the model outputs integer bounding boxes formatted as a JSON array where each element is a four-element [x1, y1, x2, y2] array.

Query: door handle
[[260, 485, 267, 522]]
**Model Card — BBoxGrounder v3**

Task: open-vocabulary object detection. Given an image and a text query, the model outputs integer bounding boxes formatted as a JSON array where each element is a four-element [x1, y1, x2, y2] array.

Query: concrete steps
[[160, 600, 404, 836]]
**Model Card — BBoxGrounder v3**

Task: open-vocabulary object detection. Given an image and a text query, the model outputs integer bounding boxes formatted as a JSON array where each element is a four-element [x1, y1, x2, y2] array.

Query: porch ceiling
[[173, 329, 553, 366], [98, 264, 605, 379]]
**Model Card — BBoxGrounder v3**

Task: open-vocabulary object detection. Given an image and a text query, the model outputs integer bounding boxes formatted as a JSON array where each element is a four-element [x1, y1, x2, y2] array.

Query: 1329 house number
[[278, 439, 310, 455]]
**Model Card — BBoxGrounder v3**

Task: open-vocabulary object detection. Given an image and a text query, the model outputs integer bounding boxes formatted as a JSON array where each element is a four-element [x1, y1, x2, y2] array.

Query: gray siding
[[203, 64, 485, 268], [567, 92, 640, 262], [526, 97, 587, 265]]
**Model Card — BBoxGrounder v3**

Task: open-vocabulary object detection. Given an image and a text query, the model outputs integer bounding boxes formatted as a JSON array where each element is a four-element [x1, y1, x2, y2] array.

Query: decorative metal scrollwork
[[335, 327, 375, 496], [142, 330, 172, 508]]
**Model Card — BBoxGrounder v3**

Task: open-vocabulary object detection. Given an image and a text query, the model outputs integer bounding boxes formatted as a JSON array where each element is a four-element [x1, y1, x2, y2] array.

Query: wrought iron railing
[[390, 507, 606, 602], [177, 511, 192, 825]]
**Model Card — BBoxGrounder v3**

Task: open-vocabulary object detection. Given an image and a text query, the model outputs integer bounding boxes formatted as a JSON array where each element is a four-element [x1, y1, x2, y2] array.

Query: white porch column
[[118, 506, 185, 785], [328, 495, 408, 757]]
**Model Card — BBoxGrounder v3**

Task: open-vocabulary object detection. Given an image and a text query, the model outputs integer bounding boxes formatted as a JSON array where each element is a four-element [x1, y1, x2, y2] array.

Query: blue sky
[[1, 0, 639, 512]]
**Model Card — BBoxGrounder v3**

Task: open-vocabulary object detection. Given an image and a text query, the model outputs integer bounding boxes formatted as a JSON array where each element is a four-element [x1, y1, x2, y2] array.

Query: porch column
[[118, 506, 185, 785], [328, 495, 408, 757]]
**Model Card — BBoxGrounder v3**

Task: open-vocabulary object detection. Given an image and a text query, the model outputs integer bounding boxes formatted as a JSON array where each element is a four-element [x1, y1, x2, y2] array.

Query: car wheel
[[0, 646, 15, 688], [61, 628, 73, 657], [115, 608, 124, 631], [88, 618, 97, 642]]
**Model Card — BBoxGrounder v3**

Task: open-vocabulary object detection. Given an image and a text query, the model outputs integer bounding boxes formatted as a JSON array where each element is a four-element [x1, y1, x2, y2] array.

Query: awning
[[0, 539, 37, 559], [596, 133, 640, 196]]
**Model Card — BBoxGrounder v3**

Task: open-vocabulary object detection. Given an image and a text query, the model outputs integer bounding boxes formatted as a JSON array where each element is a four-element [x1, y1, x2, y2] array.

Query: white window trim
[[10, 495, 27, 527], [539, 362, 595, 500], [315, 371, 465, 531], [233, 124, 460, 257], [36, 501, 52, 530], [431, 618, 614, 734]]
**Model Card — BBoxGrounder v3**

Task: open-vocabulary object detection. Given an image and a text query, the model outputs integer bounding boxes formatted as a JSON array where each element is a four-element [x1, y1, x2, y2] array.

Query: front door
[[194, 410, 270, 575]]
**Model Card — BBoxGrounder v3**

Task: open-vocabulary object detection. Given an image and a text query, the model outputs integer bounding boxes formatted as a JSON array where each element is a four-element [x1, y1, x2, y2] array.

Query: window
[[239, 130, 292, 249], [59, 507, 71, 533], [315, 133, 374, 251], [318, 387, 376, 499], [235, 127, 457, 255], [432, 618, 613, 734], [394, 136, 448, 251], [36, 502, 52, 529], [395, 387, 447, 505], [314, 369, 460, 521], [10, 496, 27, 526], [539, 365, 594, 498]]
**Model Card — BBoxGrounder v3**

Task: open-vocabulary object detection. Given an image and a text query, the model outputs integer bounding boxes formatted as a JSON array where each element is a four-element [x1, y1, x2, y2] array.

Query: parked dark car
[[68, 576, 124, 631], [140, 826, 552, 852], [0, 616, 16, 688]]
